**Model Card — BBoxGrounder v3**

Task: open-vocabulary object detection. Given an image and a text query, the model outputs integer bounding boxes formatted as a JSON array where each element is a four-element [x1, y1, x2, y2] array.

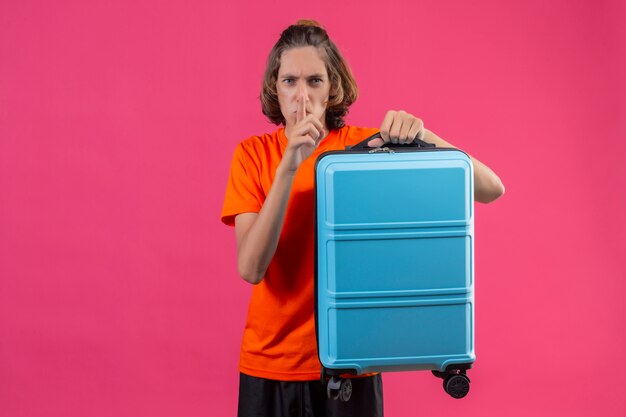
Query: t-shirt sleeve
[[345, 126, 380, 147], [220, 142, 264, 227]]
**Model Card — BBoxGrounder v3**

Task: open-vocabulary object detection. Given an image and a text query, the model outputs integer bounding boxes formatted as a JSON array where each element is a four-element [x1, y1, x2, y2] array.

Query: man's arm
[[234, 166, 296, 285], [371, 111, 505, 204], [423, 129, 505, 204], [235, 99, 325, 285]]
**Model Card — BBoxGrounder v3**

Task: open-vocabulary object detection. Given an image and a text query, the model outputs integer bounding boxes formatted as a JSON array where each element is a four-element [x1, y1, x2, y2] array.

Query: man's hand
[[368, 110, 425, 147], [280, 99, 325, 173]]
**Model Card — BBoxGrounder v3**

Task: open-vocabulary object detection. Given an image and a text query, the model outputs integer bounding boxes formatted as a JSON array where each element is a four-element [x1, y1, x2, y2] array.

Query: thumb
[[367, 137, 385, 147]]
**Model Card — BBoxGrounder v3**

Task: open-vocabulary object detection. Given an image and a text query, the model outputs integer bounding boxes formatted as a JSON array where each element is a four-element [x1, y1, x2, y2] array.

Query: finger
[[368, 137, 385, 147], [408, 119, 424, 140], [304, 137, 316, 148], [414, 119, 425, 141], [298, 123, 321, 142], [389, 112, 405, 144], [295, 114, 324, 142], [305, 115, 325, 144], [399, 116, 414, 144], [379, 111, 396, 143], [305, 114, 324, 133], [314, 128, 325, 146], [297, 98, 306, 123]]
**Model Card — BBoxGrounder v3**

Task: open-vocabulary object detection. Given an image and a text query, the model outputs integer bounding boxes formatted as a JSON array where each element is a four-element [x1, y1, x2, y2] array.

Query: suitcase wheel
[[443, 374, 470, 399], [326, 376, 352, 402]]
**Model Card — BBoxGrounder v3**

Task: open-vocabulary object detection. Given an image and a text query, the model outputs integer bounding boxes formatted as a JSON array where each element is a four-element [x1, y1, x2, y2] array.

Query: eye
[[283, 78, 294, 85]]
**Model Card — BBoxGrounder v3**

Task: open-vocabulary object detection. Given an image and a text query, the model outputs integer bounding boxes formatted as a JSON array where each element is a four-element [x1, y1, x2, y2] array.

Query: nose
[[297, 81, 308, 104]]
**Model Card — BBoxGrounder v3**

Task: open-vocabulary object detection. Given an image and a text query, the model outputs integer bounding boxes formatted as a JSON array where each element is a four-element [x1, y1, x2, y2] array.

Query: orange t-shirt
[[221, 125, 379, 381]]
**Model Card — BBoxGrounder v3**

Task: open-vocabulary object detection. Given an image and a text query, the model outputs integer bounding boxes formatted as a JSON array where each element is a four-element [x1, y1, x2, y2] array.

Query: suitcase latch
[[369, 147, 395, 154]]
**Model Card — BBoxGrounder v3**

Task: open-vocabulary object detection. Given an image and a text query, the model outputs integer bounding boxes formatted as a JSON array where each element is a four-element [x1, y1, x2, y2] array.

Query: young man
[[222, 20, 504, 417]]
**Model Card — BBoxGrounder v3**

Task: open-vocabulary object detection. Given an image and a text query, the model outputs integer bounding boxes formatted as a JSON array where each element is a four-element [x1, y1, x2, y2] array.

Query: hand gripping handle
[[348, 132, 436, 150]]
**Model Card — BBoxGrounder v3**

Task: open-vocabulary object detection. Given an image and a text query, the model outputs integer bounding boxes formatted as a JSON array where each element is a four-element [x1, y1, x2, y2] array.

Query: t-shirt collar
[[278, 127, 339, 151]]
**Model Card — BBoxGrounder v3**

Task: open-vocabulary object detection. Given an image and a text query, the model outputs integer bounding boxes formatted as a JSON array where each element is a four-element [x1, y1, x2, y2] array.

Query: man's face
[[276, 46, 331, 129]]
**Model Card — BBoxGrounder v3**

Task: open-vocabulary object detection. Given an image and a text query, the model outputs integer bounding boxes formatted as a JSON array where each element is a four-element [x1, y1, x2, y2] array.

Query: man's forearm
[[424, 129, 505, 203], [237, 165, 296, 284]]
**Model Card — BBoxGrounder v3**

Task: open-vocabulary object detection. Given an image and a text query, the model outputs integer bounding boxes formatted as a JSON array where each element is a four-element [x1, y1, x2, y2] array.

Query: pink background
[[1, 0, 625, 416]]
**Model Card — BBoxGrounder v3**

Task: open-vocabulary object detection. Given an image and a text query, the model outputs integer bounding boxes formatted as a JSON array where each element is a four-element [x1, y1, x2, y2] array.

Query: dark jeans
[[238, 372, 384, 417]]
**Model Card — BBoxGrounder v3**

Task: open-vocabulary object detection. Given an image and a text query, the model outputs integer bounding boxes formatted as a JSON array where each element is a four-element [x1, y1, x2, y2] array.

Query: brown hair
[[261, 19, 359, 130]]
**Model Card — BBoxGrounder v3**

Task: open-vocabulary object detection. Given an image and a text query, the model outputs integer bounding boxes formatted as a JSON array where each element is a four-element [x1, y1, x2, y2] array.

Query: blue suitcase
[[314, 133, 475, 401]]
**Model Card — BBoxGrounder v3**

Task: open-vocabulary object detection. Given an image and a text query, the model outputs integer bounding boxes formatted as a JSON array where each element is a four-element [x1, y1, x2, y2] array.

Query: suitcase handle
[[348, 132, 436, 150]]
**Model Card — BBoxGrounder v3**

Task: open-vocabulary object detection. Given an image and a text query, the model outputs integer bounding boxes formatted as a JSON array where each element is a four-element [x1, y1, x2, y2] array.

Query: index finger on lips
[[297, 99, 306, 123]]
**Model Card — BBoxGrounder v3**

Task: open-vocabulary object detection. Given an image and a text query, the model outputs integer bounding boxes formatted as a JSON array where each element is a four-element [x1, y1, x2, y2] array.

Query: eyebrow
[[279, 73, 326, 79]]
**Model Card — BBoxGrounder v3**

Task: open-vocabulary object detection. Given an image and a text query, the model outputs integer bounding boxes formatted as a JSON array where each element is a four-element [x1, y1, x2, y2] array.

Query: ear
[[324, 87, 336, 108]]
